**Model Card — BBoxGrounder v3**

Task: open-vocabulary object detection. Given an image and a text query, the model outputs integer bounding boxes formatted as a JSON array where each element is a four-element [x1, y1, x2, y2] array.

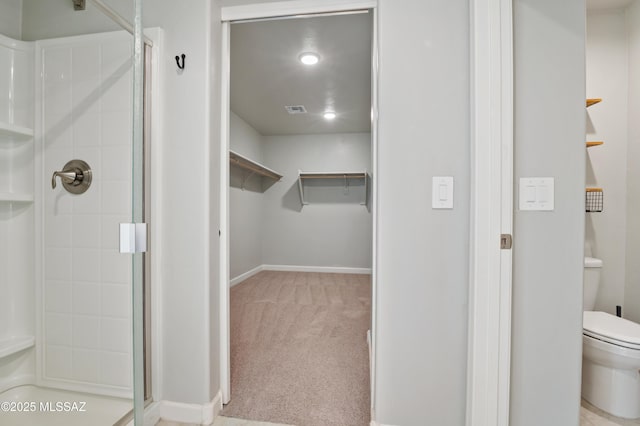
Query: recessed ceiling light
[[299, 52, 320, 65], [324, 111, 336, 120]]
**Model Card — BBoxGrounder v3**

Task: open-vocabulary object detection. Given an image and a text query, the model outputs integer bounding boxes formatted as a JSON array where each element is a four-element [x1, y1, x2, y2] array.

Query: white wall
[[510, 0, 585, 425], [22, 0, 219, 406], [625, 1, 640, 323], [229, 112, 265, 279], [375, 0, 469, 424], [585, 9, 629, 315], [262, 133, 372, 269], [0, 0, 22, 39]]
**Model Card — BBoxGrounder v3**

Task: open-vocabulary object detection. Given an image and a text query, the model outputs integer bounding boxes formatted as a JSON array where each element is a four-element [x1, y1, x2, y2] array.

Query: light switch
[[432, 176, 454, 209], [519, 178, 554, 211]]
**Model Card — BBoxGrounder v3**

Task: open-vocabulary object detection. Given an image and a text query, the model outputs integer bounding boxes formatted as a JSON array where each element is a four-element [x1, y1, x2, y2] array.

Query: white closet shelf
[[0, 336, 35, 359], [0, 122, 34, 138], [297, 170, 368, 206], [0, 193, 34, 202], [299, 171, 367, 179], [229, 150, 283, 182]]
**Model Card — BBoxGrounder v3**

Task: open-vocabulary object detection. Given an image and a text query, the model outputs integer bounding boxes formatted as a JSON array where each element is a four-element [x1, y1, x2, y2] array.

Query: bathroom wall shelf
[[586, 141, 604, 148], [229, 150, 282, 182], [0, 122, 34, 138], [0, 193, 34, 202], [586, 98, 602, 108], [298, 170, 368, 206], [0, 336, 35, 360]]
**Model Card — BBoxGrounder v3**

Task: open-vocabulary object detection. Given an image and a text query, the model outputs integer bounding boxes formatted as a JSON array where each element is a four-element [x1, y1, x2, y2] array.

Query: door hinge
[[500, 234, 512, 250]]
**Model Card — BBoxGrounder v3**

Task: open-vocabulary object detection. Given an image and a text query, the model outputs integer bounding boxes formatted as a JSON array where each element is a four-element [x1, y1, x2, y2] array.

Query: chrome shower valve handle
[[51, 171, 78, 189], [51, 159, 92, 194]]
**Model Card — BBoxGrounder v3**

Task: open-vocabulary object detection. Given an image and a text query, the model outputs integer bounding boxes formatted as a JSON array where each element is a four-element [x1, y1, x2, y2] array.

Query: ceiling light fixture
[[299, 52, 320, 65], [324, 111, 336, 120]]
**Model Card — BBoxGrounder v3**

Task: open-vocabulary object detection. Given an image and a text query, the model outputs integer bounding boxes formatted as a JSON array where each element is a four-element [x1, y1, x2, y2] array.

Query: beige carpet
[[222, 271, 371, 426]]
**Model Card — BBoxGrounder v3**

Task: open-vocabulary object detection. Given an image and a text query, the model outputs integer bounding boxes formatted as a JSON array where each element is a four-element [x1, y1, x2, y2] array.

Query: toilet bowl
[[582, 311, 640, 419], [582, 257, 640, 419]]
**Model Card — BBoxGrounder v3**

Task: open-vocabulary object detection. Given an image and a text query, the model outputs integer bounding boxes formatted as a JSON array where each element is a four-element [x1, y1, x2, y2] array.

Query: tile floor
[[157, 416, 292, 426], [581, 399, 640, 426]]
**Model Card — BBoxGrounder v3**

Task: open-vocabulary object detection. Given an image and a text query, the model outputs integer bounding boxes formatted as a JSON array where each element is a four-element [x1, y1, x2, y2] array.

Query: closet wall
[[262, 133, 371, 269], [229, 112, 265, 279], [229, 113, 372, 282]]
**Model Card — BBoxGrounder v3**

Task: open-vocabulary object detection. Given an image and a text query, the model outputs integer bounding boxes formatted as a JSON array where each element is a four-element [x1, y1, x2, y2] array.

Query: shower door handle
[[51, 171, 77, 189], [51, 159, 92, 194]]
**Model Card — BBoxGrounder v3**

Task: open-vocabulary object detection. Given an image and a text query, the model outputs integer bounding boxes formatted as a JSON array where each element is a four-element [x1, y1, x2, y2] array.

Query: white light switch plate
[[432, 176, 454, 209], [519, 177, 554, 211]]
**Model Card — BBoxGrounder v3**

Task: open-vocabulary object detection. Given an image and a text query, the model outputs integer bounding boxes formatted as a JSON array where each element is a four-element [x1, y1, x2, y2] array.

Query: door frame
[[218, 1, 514, 424], [466, 0, 514, 425], [218, 0, 378, 408]]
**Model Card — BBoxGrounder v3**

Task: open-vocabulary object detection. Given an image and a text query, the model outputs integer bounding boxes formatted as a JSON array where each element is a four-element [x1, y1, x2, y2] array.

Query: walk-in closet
[[222, 10, 374, 426]]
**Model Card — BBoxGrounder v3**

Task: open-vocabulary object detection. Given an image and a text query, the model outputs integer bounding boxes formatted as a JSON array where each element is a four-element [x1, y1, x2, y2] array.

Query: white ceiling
[[230, 12, 372, 136], [587, 0, 634, 10]]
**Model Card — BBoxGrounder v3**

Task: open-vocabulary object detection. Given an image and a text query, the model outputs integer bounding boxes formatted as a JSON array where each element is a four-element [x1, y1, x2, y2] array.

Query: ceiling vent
[[285, 105, 307, 114]]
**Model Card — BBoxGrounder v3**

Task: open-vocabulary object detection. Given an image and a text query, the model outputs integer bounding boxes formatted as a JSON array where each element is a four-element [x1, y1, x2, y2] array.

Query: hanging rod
[[75, 0, 153, 47]]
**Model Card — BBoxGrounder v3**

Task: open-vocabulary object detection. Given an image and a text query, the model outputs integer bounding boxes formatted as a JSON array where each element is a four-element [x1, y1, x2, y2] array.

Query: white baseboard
[[230, 265, 263, 286], [263, 264, 372, 274], [158, 390, 222, 425], [230, 264, 372, 287]]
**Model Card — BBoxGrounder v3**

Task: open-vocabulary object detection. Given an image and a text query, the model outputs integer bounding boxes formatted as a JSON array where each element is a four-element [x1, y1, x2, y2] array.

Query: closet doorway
[[219, 6, 376, 426]]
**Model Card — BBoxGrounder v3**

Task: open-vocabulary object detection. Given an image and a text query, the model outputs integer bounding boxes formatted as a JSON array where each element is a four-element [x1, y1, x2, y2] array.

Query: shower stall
[[0, 1, 151, 424]]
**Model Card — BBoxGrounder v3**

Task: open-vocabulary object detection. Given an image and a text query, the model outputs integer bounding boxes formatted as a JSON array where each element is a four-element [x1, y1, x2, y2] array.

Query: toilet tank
[[584, 257, 603, 311]]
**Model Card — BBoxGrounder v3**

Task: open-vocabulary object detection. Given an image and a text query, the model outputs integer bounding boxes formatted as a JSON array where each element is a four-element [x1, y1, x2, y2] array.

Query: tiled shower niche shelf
[[0, 336, 35, 359], [298, 170, 369, 206], [0, 193, 34, 202], [0, 122, 34, 139]]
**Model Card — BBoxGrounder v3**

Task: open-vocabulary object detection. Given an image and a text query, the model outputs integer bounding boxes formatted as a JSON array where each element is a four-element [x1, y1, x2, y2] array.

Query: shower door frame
[[32, 27, 161, 424]]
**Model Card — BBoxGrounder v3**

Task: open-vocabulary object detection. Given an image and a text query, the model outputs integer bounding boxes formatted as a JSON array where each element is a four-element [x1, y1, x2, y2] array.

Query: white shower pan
[[0, 385, 132, 426]]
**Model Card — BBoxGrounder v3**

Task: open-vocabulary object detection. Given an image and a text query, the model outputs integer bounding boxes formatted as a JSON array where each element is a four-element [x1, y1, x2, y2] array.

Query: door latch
[[500, 234, 512, 250]]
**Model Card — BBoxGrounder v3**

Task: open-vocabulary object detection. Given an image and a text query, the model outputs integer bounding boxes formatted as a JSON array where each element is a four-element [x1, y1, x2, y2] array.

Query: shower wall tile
[[102, 180, 131, 215], [101, 250, 131, 284], [72, 315, 101, 350], [72, 349, 101, 383], [44, 313, 72, 346], [101, 283, 130, 318], [72, 248, 101, 282], [44, 281, 72, 314], [101, 318, 129, 352], [102, 111, 131, 146], [41, 34, 134, 392], [72, 282, 100, 315], [101, 215, 128, 249], [73, 112, 101, 148], [45, 215, 72, 248], [102, 146, 131, 181], [71, 182, 101, 215], [101, 351, 130, 388], [44, 248, 71, 281], [71, 215, 101, 249], [46, 345, 73, 379]]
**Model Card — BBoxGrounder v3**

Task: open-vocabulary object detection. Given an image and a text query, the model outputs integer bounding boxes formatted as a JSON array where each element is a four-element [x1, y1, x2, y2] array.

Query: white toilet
[[582, 257, 640, 419]]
